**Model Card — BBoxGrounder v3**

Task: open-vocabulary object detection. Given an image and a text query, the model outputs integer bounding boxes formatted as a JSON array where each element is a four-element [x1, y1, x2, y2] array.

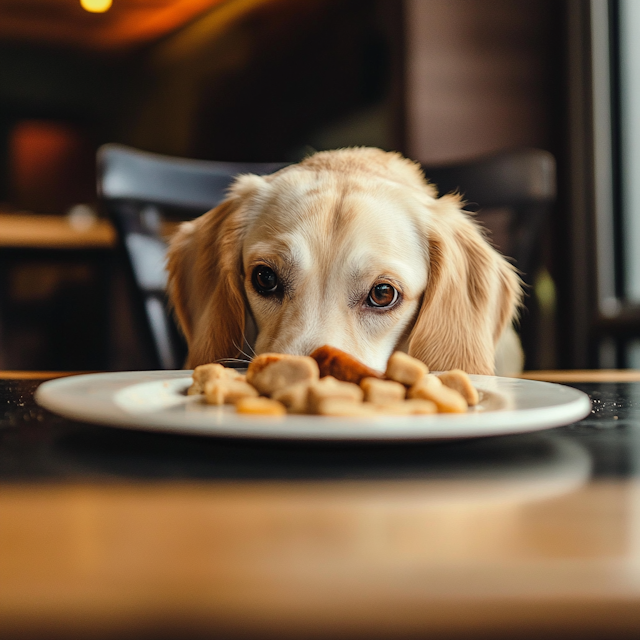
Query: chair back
[[423, 148, 556, 283]]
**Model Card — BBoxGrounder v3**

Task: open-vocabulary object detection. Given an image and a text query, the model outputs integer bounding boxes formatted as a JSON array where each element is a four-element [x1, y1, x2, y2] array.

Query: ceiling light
[[80, 0, 113, 13]]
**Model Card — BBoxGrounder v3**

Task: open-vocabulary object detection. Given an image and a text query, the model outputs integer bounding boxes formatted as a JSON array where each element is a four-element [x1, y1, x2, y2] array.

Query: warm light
[[80, 0, 112, 13]]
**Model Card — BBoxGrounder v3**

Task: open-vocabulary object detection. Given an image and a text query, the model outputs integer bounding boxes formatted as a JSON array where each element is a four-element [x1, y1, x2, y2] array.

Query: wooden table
[[0, 212, 116, 249], [0, 212, 178, 249], [2, 371, 640, 639]]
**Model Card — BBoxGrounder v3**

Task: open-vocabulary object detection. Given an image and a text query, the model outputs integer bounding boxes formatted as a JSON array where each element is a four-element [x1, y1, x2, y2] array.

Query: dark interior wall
[[0, 0, 564, 202], [404, 0, 562, 164], [190, 0, 400, 161], [121, 0, 403, 162], [0, 40, 145, 213]]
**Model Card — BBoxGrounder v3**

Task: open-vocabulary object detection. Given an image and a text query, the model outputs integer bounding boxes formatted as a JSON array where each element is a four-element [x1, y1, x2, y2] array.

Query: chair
[[97, 143, 287, 369], [98, 145, 555, 370]]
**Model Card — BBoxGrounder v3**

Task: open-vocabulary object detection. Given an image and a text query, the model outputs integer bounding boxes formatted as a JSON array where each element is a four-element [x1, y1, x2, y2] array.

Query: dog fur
[[167, 147, 521, 375]]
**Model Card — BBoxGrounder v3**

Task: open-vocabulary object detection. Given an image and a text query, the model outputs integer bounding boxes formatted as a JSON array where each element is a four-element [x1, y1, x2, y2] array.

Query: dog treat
[[408, 374, 467, 413], [316, 399, 377, 417], [235, 396, 287, 416], [437, 369, 479, 406], [385, 351, 429, 386], [307, 375, 365, 413], [245, 353, 288, 385], [310, 345, 383, 384], [272, 381, 313, 414], [190, 349, 479, 417], [249, 355, 319, 396], [188, 362, 244, 395], [375, 399, 438, 415], [360, 377, 406, 404], [403, 399, 439, 414], [204, 379, 259, 405]]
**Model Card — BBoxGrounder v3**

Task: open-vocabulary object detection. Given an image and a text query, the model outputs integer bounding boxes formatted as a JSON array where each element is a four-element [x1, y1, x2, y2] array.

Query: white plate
[[35, 371, 592, 441]]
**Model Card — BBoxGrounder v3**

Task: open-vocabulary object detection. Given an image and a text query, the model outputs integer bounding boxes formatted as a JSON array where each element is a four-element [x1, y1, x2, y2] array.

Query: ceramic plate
[[34, 370, 592, 441]]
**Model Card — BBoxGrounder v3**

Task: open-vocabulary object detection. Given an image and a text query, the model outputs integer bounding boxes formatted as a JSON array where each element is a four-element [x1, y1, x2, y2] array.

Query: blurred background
[[0, 0, 634, 372]]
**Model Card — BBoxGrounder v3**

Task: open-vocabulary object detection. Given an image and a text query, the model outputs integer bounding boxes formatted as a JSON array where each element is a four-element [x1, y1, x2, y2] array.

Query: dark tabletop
[[1, 377, 637, 482]]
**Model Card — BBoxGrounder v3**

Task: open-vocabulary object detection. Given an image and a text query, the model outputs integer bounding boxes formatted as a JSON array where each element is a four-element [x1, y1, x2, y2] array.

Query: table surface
[[0, 212, 181, 249], [4, 371, 640, 639], [0, 212, 116, 249]]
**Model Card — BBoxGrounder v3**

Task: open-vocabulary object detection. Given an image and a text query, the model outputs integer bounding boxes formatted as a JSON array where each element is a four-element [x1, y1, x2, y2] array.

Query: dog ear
[[167, 198, 248, 368], [408, 197, 521, 374]]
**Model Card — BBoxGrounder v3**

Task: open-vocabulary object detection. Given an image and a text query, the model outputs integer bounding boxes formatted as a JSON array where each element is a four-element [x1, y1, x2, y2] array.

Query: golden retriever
[[167, 148, 521, 375]]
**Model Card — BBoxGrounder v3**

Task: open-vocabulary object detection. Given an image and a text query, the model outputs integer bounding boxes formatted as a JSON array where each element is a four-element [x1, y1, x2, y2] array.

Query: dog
[[167, 147, 522, 375]]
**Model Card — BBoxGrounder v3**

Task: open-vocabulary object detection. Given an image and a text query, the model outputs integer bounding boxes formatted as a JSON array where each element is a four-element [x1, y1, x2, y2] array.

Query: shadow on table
[[52, 424, 591, 492]]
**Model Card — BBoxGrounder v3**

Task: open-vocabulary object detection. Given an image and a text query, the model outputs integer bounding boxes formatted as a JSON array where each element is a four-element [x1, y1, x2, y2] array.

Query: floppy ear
[[167, 199, 247, 368], [408, 197, 522, 375]]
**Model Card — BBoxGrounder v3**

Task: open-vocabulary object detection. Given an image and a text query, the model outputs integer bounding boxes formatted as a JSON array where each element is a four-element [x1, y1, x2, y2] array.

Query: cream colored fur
[[167, 148, 522, 375]]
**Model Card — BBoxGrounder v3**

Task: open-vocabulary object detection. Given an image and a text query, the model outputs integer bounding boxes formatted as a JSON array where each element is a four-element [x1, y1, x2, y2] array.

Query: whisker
[[236, 348, 254, 362], [239, 332, 256, 356], [217, 357, 251, 364], [233, 338, 256, 362], [243, 339, 257, 357]]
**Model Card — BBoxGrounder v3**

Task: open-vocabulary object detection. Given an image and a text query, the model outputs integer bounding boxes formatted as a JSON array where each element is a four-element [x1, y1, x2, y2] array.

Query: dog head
[[167, 148, 521, 374]]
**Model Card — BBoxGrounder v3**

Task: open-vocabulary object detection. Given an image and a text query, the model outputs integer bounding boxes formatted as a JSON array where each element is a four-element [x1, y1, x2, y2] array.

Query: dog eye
[[252, 265, 279, 294], [367, 283, 398, 308]]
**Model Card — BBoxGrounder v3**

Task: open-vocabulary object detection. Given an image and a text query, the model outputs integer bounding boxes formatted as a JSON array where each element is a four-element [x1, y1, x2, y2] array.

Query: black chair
[[98, 144, 555, 370], [97, 143, 287, 369]]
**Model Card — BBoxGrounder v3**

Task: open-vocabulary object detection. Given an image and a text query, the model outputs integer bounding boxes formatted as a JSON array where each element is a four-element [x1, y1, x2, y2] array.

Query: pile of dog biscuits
[[188, 346, 480, 417]]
